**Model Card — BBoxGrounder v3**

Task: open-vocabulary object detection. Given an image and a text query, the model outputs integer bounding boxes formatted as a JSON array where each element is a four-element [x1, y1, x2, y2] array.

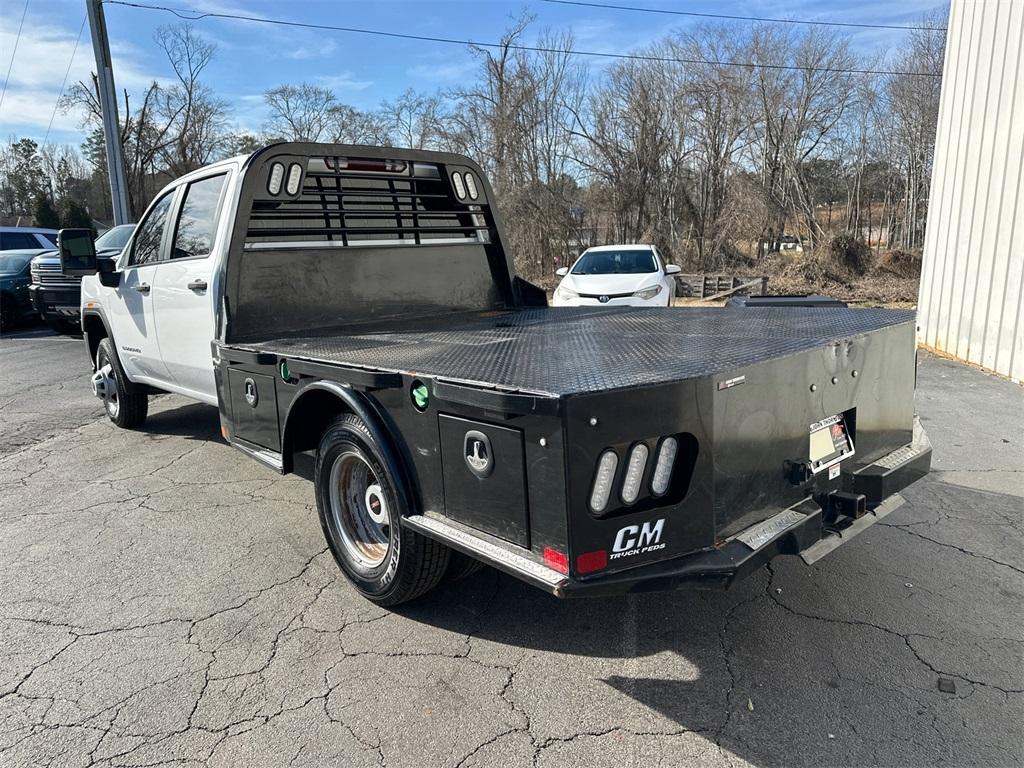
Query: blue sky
[[1, 0, 948, 148]]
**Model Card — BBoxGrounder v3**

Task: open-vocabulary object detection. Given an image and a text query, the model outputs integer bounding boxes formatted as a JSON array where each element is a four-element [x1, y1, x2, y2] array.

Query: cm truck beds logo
[[610, 519, 665, 560]]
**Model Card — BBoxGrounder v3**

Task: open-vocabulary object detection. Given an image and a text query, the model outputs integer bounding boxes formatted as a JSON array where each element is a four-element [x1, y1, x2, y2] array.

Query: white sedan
[[552, 244, 680, 307]]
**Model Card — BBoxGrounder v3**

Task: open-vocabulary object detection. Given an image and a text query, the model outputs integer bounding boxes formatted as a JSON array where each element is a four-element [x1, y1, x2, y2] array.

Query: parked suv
[[30, 224, 134, 333], [0, 250, 37, 331], [0, 227, 57, 250]]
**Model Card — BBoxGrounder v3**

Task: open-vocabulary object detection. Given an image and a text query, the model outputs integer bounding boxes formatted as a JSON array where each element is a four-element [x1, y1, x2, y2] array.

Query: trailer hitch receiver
[[826, 491, 867, 523]]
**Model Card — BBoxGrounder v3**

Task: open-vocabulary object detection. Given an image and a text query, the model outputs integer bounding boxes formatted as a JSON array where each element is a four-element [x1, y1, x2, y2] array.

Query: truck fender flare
[[282, 381, 419, 518], [80, 308, 148, 397]]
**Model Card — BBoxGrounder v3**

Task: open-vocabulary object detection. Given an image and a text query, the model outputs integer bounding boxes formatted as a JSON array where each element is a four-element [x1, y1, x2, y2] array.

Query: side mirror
[[664, 264, 682, 276], [58, 229, 97, 276], [97, 257, 121, 288], [555, 267, 569, 277]]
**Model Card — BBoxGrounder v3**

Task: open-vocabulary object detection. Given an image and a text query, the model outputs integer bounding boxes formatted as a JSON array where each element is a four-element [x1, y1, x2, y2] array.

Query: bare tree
[[263, 83, 338, 141], [154, 24, 230, 176], [378, 89, 445, 149], [885, 13, 945, 249]]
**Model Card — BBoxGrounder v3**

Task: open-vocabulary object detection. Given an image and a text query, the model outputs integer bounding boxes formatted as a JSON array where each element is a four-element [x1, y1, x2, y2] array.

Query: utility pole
[[86, 0, 130, 225]]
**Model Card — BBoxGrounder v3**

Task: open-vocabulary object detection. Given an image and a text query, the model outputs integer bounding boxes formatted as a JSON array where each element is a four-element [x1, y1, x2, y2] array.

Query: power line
[[542, 0, 948, 33], [0, 0, 31, 115], [42, 16, 87, 146], [103, 0, 943, 78]]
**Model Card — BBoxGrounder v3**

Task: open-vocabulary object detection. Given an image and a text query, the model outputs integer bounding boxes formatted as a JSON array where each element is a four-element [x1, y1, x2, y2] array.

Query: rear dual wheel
[[315, 414, 451, 606]]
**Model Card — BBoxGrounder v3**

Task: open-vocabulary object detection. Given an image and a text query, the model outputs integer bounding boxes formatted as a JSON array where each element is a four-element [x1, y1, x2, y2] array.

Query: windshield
[[0, 253, 32, 273], [95, 224, 135, 251], [571, 249, 657, 275]]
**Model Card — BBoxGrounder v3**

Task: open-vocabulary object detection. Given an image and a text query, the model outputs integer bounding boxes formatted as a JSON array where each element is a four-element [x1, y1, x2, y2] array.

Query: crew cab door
[[107, 189, 176, 383], [151, 172, 229, 402]]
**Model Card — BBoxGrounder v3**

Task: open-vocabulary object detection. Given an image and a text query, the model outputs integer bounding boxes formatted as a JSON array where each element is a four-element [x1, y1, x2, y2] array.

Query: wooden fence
[[675, 274, 769, 300]]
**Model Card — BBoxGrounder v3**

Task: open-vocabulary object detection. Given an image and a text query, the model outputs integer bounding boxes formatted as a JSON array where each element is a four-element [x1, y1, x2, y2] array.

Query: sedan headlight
[[556, 285, 579, 301], [633, 285, 663, 301]]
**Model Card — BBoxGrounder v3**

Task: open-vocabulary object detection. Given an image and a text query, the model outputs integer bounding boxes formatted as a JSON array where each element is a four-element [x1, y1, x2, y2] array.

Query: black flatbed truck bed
[[208, 142, 930, 606], [226, 305, 915, 397]]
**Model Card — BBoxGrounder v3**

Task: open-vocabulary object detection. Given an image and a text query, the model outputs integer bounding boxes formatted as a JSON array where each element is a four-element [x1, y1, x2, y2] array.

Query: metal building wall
[[918, 0, 1024, 382]]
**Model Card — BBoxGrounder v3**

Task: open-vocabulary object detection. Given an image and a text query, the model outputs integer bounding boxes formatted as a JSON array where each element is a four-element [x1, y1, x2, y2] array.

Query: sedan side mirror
[[58, 229, 97, 276], [664, 264, 682, 276], [555, 266, 569, 277]]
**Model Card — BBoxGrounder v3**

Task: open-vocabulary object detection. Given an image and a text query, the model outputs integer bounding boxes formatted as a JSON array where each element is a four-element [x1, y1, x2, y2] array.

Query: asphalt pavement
[[0, 326, 1021, 768]]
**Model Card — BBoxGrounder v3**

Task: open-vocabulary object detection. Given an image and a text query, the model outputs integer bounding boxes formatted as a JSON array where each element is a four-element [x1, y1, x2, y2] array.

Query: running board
[[230, 438, 284, 473], [404, 514, 568, 593], [800, 493, 906, 565]]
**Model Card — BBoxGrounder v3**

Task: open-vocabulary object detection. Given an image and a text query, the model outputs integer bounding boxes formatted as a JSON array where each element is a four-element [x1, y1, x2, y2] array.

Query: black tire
[[45, 315, 78, 335], [444, 551, 486, 582], [315, 413, 449, 606], [96, 337, 148, 428]]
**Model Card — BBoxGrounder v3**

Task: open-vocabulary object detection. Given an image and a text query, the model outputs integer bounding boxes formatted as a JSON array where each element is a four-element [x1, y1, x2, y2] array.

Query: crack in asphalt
[[878, 522, 1024, 576], [763, 564, 1024, 696], [1, 349, 1022, 767]]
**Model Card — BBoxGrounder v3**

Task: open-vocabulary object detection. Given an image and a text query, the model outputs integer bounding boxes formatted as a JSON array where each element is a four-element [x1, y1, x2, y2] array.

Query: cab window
[[171, 174, 227, 259], [129, 191, 175, 266]]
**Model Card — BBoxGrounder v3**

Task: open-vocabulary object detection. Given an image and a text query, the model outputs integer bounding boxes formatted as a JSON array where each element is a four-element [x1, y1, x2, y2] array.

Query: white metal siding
[[918, 0, 1024, 382]]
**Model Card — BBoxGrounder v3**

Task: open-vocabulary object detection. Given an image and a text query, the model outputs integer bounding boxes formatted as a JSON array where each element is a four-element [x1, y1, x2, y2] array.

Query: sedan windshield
[[0, 253, 32, 273], [571, 250, 657, 275], [95, 224, 135, 251]]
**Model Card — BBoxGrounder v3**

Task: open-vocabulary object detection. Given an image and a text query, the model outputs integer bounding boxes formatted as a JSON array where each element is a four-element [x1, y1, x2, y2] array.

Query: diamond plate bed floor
[[227, 306, 914, 396]]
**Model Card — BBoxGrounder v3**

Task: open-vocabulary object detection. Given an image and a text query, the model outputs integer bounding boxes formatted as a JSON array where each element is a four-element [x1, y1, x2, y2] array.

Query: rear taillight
[[285, 163, 303, 195], [267, 162, 284, 195], [651, 437, 678, 496], [451, 171, 467, 199], [589, 450, 618, 513], [464, 172, 479, 199], [620, 443, 649, 504]]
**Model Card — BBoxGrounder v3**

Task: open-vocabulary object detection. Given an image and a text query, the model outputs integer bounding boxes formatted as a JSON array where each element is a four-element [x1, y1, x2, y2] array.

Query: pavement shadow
[[137, 400, 222, 441], [384, 471, 1024, 766]]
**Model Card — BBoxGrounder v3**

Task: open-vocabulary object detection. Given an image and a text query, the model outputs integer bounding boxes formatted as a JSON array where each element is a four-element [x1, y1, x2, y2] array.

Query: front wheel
[[315, 414, 449, 606], [95, 337, 148, 428]]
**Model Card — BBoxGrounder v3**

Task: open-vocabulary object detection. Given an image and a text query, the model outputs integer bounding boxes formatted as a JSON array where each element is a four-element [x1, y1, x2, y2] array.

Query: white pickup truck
[[62, 142, 931, 607], [75, 161, 235, 420]]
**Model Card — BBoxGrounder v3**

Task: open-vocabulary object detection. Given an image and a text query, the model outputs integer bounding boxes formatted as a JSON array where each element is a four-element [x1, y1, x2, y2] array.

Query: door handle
[[134, 283, 150, 294], [187, 279, 208, 292]]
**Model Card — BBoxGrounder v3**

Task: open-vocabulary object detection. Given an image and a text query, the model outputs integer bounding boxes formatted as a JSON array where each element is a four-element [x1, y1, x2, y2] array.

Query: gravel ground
[[0, 327, 1021, 768]]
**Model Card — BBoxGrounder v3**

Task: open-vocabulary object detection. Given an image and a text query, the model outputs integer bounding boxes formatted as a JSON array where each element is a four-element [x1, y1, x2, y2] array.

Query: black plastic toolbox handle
[[432, 379, 560, 416], [285, 359, 403, 391]]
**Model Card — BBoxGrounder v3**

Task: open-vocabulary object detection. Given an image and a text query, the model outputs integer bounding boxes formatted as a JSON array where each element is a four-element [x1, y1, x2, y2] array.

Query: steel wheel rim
[[328, 450, 391, 570], [98, 356, 119, 418]]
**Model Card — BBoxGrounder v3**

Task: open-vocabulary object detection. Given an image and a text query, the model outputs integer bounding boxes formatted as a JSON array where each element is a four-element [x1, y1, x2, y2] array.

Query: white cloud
[[285, 38, 338, 60], [316, 71, 373, 92], [0, 20, 167, 139], [407, 59, 476, 83]]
